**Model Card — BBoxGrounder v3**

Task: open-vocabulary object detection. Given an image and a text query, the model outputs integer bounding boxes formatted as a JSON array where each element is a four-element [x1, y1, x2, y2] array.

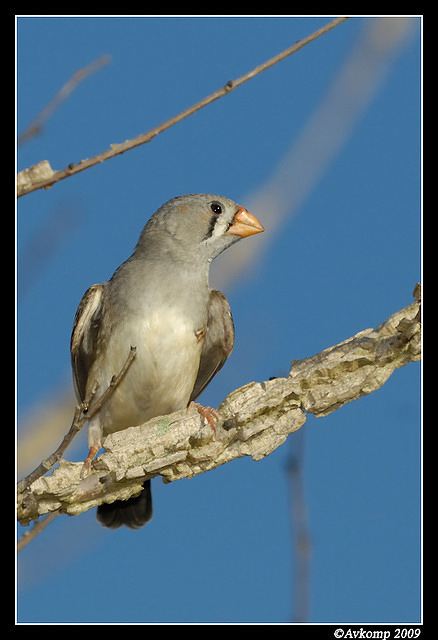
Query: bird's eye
[[210, 202, 223, 215]]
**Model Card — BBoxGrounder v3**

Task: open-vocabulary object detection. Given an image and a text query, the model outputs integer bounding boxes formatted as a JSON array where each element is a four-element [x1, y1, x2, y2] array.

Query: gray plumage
[[71, 194, 263, 529]]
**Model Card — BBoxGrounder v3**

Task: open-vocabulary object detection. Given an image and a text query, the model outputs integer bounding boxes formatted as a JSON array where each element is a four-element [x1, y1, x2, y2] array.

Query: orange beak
[[226, 207, 264, 238]]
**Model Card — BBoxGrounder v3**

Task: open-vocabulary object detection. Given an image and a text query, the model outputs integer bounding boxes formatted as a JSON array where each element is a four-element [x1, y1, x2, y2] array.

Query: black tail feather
[[97, 480, 153, 530]]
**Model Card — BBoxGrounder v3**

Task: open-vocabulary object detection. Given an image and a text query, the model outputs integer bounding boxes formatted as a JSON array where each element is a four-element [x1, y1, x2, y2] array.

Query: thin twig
[[18, 55, 112, 146], [17, 346, 136, 494], [17, 17, 349, 197], [17, 510, 60, 552]]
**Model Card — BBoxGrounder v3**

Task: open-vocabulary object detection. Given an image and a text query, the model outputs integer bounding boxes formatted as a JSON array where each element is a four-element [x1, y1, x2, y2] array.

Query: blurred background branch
[[18, 54, 112, 146]]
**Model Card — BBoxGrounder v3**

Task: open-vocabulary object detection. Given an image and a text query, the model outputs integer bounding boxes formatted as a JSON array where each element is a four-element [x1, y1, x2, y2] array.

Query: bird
[[70, 193, 264, 529]]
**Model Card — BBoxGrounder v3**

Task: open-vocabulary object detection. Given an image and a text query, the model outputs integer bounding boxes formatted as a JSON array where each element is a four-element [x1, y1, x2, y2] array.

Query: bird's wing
[[70, 283, 105, 402], [190, 289, 235, 402]]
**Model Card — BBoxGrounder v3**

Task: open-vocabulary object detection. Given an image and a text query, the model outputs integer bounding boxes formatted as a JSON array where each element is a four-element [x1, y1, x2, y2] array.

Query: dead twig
[[17, 17, 349, 197], [17, 510, 60, 552], [17, 346, 136, 495]]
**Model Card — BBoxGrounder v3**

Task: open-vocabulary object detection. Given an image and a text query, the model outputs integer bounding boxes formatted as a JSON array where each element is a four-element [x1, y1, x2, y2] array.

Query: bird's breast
[[90, 307, 206, 435]]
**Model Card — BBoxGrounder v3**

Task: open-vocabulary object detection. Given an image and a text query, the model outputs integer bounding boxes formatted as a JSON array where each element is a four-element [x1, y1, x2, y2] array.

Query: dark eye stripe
[[204, 215, 217, 240], [203, 201, 224, 240]]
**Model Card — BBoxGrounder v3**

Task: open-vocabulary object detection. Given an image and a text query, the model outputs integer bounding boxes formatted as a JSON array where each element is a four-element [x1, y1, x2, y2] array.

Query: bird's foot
[[80, 444, 100, 478], [189, 402, 219, 433]]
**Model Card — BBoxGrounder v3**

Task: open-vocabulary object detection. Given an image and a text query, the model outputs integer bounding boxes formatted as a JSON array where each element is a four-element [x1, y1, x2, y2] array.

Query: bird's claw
[[80, 445, 100, 478], [189, 402, 219, 433]]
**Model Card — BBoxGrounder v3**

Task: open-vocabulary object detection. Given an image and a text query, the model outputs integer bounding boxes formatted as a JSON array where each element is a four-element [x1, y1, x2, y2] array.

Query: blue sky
[[16, 16, 421, 624]]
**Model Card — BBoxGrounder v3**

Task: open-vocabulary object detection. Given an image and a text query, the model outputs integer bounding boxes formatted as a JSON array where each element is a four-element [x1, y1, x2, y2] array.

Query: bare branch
[[17, 346, 136, 494], [17, 286, 420, 527], [16, 510, 60, 552], [17, 17, 349, 197]]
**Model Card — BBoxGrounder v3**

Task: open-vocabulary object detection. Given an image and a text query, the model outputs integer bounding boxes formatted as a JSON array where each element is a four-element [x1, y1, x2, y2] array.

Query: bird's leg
[[82, 444, 100, 469], [80, 417, 103, 477]]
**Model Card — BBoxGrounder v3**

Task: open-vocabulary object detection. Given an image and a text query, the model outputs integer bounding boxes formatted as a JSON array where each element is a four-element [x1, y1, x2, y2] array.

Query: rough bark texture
[[18, 286, 421, 526]]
